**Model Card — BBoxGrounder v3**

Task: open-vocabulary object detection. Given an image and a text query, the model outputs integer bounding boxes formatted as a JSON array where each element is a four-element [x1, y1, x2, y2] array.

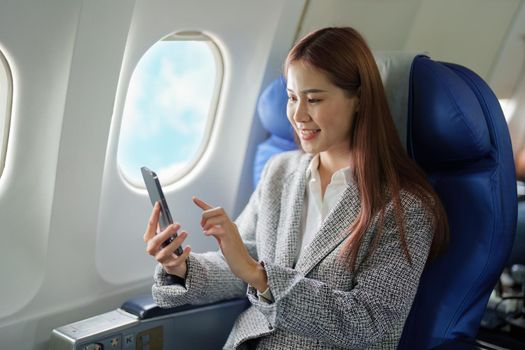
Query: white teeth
[[300, 129, 320, 135]]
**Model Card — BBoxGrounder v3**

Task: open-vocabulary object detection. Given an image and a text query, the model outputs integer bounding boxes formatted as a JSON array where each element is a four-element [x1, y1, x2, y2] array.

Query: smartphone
[[141, 166, 183, 255]]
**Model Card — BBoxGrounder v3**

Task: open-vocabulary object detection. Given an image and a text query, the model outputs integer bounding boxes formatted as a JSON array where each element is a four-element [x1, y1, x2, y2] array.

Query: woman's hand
[[192, 196, 268, 291], [144, 202, 191, 278]]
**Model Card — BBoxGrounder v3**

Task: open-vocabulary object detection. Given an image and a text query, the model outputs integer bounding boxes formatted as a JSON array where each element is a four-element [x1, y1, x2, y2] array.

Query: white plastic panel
[[0, 0, 81, 318], [299, 0, 424, 50], [299, 0, 519, 81], [96, 0, 305, 284], [403, 0, 519, 80], [0, 1, 137, 348]]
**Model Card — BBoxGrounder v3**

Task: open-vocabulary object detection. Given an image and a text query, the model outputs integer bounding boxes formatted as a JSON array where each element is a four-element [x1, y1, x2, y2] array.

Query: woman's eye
[[288, 95, 297, 102], [308, 98, 320, 104]]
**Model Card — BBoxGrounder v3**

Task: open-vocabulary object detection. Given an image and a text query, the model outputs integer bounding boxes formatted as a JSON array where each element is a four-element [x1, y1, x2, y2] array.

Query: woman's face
[[286, 61, 359, 158]]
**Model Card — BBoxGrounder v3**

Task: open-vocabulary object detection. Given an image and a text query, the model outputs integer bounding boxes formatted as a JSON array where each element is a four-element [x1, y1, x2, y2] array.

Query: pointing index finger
[[192, 196, 213, 210]]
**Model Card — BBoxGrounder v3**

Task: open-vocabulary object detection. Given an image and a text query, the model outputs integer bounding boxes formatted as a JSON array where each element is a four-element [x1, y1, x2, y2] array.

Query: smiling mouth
[[300, 129, 321, 140]]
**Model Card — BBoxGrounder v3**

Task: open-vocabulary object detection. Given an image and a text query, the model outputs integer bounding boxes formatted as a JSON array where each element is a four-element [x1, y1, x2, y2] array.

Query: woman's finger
[[200, 206, 225, 220], [201, 216, 225, 231], [143, 202, 161, 242], [203, 226, 226, 237], [156, 233, 186, 263], [154, 223, 180, 245], [160, 231, 187, 258], [146, 223, 180, 255], [200, 208, 227, 229], [192, 196, 213, 210], [164, 246, 191, 268]]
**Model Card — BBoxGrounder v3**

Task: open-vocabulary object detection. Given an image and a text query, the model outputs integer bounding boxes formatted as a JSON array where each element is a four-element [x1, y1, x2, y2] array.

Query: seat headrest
[[256, 76, 294, 141], [410, 56, 492, 166], [374, 51, 416, 149]]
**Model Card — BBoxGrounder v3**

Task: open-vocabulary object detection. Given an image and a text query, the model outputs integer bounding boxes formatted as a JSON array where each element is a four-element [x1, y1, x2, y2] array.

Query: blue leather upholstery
[[399, 56, 517, 349], [254, 55, 517, 349], [253, 75, 296, 187]]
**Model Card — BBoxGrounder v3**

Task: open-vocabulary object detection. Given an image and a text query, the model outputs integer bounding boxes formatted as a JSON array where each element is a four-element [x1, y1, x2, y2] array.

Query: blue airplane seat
[[397, 56, 517, 350], [253, 75, 296, 188]]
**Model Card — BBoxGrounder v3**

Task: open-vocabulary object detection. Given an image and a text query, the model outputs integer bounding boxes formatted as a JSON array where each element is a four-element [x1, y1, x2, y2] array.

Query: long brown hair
[[285, 27, 449, 270]]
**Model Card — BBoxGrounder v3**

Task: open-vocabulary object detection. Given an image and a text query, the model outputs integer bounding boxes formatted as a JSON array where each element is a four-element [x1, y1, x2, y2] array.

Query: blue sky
[[117, 40, 217, 185]]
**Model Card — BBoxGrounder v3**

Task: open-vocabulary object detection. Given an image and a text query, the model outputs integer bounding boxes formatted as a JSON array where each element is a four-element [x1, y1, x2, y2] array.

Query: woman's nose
[[292, 101, 310, 123]]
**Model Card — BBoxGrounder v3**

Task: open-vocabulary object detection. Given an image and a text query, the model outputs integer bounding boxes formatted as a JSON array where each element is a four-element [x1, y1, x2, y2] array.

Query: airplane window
[[117, 33, 222, 186], [0, 50, 12, 178]]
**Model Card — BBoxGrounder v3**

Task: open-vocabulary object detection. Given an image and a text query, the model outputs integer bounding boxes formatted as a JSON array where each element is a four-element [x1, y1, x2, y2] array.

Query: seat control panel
[[49, 309, 163, 350]]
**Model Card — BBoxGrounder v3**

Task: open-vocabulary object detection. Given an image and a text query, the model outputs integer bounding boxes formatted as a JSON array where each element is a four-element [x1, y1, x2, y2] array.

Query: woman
[[144, 27, 448, 349]]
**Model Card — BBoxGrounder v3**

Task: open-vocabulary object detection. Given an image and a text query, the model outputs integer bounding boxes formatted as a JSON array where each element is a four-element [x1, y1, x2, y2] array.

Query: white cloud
[[156, 57, 214, 135], [121, 67, 162, 140]]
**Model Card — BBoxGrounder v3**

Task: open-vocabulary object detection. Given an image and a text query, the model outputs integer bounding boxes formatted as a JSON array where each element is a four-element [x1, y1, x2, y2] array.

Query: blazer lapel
[[295, 181, 360, 275], [273, 154, 312, 268]]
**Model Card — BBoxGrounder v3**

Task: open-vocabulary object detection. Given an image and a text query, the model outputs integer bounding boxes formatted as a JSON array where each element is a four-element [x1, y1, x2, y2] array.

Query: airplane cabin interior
[[0, 0, 524, 349]]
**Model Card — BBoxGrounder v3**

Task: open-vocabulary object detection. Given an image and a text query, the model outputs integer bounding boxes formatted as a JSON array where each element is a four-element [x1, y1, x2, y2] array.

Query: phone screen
[[141, 167, 183, 255]]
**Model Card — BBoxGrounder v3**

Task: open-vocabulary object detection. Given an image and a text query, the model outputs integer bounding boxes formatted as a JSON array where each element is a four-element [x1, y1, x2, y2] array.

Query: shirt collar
[[306, 154, 352, 185]]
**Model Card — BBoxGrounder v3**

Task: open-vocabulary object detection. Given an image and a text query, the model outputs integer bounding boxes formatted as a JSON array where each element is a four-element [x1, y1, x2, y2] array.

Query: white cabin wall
[[0, 0, 138, 349], [297, 0, 519, 84], [95, 0, 306, 286], [0, 0, 309, 348], [488, 1, 525, 102], [0, 0, 82, 321], [298, 0, 425, 50], [491, 2, 525, 154], [402, 0, 519, 81]]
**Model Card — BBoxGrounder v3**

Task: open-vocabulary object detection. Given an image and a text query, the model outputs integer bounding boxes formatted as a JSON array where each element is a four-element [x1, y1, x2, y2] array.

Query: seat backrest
[[254, 54, 517, 349], [398, 55, 517, 349]]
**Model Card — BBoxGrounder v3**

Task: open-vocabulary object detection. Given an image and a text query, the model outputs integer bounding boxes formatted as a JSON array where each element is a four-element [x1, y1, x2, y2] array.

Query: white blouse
[[296, 154, 352, 264], [258, 154, 351, 303]]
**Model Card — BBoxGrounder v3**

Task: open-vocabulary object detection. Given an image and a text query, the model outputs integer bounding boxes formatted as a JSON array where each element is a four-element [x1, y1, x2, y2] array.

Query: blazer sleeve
[[152, 156, 275, 308], [247, 197, 434, 348]]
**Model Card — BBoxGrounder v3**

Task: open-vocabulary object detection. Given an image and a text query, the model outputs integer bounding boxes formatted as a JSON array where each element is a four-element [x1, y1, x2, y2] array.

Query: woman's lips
[[300, 129, 321, 141]]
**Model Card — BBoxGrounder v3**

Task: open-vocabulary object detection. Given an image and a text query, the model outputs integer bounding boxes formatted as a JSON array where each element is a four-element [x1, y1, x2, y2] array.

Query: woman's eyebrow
[[286, 88, 328, 94]]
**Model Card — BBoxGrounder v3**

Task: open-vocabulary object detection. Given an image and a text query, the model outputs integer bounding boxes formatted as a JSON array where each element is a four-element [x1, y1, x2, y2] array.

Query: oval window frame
[[0, 49, 13, 178], [117, 31, 224, 187]]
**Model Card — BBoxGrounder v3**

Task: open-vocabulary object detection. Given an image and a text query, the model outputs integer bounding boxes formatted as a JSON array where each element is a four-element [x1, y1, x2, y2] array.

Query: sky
[[117, 40, 217, 185]]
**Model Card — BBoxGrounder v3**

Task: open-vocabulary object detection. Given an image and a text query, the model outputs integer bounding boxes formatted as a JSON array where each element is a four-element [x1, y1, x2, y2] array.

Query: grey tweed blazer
[[152, 151, 434, 349]]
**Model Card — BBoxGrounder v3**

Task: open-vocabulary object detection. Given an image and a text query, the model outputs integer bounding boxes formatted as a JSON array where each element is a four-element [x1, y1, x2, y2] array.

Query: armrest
[[51, 295, 251, 349], [120, 294, 250, 320]]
